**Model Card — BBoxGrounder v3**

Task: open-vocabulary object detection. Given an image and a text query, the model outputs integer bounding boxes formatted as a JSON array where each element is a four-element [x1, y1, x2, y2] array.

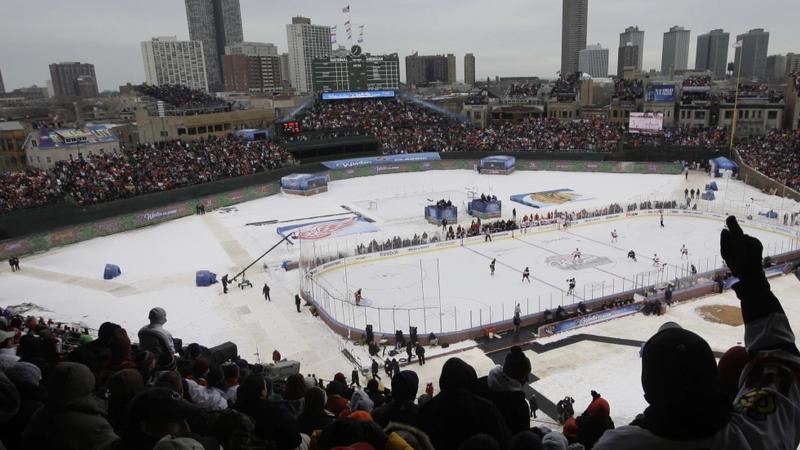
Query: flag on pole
[[342, 5, 350, 13]]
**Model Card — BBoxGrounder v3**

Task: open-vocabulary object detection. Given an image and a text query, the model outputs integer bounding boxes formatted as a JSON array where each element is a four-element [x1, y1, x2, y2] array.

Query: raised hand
[[720, 216, 764, 282]]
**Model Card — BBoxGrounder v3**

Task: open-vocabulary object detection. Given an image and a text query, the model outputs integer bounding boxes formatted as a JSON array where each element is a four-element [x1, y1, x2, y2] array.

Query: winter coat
[[234, 398, 301, 450], [417, 358, 510, 450], [137, 323, 175, 358], [372, 400, 419, 427], [0, 369, 20, 422], [350, 389, 375, 412], [384, 422, 434, 450], [185, 378, 228, 410], [21, 362, 119, 450], [0, 380, 46, 449], [298, 409, 335, 436], [0, 347, 20, 371], [475, 366, 530, 434]]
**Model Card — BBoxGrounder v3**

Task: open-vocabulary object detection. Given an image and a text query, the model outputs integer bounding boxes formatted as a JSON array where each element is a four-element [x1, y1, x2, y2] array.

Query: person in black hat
[[372, 370, 420, 427], [475, 346, 532, 434], [594, 216, 800, 450], [418, 357, 510, 450]]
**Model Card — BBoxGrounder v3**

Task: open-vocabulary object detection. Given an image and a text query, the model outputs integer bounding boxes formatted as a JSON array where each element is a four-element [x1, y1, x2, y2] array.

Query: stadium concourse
[[2, 163, 800, 441]]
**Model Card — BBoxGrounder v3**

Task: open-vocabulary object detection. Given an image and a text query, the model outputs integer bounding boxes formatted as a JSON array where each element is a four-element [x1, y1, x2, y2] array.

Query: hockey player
[[354, 288, 362, 306], [490, 258, 496, 275], [522, 266, 531, 283], [652, 253, 660, 267], [567, 278, 576, 295], [660, 211, 665, 228], [515, 303, 522, 316], [484, 228, 493, 242], [611, 229, 618, 243], [572, 248, 582, 262], [221, 274, 229, 294], [262, 283, 271, 301], [680, 244, 689, 259], [627, 250, 637, 261]]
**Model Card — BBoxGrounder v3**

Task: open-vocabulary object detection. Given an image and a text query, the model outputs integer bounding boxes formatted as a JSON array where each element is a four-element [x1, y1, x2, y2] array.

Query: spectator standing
[[136, 307, 175, 360], [272, 349, 281, 364], [372, 370, 420, 427], [475, 346, 532, 434], [594, 216, 800, 449], [415, 343, 426, 365]]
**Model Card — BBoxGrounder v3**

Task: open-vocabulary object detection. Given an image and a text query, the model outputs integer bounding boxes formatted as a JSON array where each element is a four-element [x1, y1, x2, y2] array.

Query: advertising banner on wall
[[276, 216, 380, 240], [321, 152, 441, 170]]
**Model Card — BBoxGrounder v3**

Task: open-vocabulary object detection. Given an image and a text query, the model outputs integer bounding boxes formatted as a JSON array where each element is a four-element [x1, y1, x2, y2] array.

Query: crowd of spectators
[[551, 73, 580, 95], [506, 82, 540, 98], [681, 75, 712, 88], [137, 84, 225, 109], [52, 136, 294, 206], [0, 169, 63, 214], [736, 129, 800, 191], [626, 127, 728, 149], [613, 79, 644, 102], [3, 218, 797, 449]]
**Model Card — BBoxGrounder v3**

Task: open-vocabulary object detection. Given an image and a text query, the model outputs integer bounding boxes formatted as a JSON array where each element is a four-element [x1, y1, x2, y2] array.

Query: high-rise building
[[464, 53, 476, 85], [279, 53, 291, 90], [561, 0, 588, 75], [49, 62, 98, 97], [185, 0, 243, 92], [661, 26, 690, 75], [224, 42, 277, 57], [447, 54, 456, 83], [579, 44, 609, 77], [141, 37, 209, 92], [0, 68, 4, 94], [765, 55, 787, 84], [405, 53, 450, 86], [312, 53, 400, 92], [695, 29, 729, 79], [617, 43, 639, 77], [734, 28, 770, 82], [787, 53, 800, 76], [619, 26, 645, 72], [223, 54, 282, 93], [286, 16, 332, 94]]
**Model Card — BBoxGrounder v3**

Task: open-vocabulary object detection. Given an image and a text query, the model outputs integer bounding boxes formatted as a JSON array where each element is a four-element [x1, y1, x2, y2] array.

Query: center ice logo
[[297, 217, 358, 240], [545, 253, 613, 271]]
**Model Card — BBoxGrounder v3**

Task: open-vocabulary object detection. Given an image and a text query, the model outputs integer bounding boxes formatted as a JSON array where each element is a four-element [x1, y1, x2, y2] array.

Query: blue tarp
[[196, 270, 217, 287], [103, 264, 121, 280], [709, 156, 738, 177]]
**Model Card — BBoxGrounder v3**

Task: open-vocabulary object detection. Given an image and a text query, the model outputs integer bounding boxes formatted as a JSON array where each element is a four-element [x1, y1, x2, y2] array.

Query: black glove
[[720, 216, 766, 285]]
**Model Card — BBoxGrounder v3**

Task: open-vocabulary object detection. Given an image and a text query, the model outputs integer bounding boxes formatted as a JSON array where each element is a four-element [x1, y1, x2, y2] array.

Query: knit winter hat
[[108, 369, 145, 405], [46, 362, 95, 408], [149, 307, 167, 324], [97, 321, 121, 344], [503, 346, 532, 383], [439, 357, 477, 393], [641, 324, 719, 406], [6, 361, 42, 386], [391, 370, 419, 402], [348, 410, 374, 422]]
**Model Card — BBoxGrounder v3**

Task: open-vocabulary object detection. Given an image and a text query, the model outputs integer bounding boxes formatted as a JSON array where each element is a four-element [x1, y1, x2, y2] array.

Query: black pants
[[223, 284, 228, 294], [372, 371, 381, 380], [418, 355, 425, 365], [296, 303, 301, 312], [265, 293, 271, 301]]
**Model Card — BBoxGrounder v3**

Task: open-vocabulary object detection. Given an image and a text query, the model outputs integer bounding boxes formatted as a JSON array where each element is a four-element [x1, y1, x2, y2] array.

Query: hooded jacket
[[417, 358, 510, 450], [475, 365, 530, 434], [21, 362, 119, 450]]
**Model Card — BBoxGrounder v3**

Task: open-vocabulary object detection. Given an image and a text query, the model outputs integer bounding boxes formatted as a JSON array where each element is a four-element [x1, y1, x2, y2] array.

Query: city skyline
[[0, 0, 798, 91]]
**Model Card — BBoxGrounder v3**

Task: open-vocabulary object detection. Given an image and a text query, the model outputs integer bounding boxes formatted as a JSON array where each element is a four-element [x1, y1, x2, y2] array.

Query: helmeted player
[[566, 278, 576, 295], [611, 229, 618, 243], [627, 250, 637, 261], [680, 244, 689, 259], [490, 258, 496, 276], [355, 288, 362, 306], [652, 253, 660, 267], [572, 248, 582, 262], [522, 266, 531, 283]]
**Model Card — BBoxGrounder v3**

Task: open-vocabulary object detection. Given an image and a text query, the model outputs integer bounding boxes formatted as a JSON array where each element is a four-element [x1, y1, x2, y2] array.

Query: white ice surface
[[1, 168, 798, 398]]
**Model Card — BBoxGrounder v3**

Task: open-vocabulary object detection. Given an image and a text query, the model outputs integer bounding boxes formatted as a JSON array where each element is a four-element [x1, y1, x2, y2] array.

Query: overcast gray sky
[[1, 0, 797, 91]]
